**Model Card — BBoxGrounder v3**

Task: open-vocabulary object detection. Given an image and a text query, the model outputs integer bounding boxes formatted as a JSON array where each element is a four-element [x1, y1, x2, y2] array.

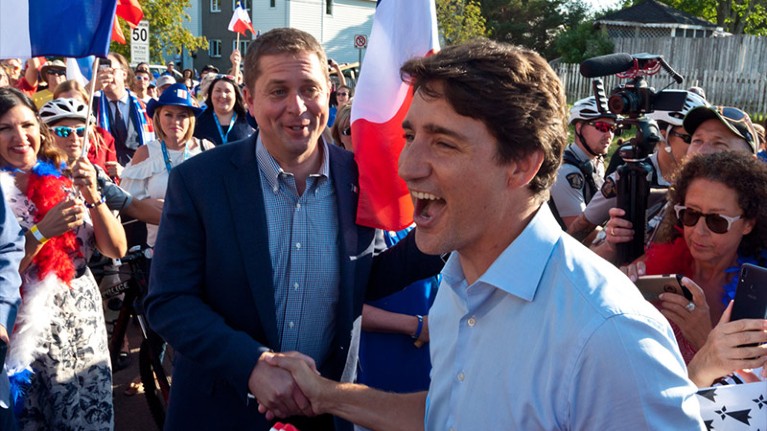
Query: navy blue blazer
[[145, 133, 443, 430]]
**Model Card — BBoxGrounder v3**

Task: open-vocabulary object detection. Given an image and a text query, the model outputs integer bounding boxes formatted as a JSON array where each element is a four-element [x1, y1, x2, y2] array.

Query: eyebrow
[[401, 120, 468, 141]]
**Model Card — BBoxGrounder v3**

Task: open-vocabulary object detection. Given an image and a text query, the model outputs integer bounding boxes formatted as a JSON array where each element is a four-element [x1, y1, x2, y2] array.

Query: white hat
[[156, 75, 177, 91]]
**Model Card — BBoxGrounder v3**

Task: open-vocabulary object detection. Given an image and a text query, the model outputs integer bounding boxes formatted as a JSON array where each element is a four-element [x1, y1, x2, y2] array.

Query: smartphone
[[635, 274, 692, 302], [0, 338, 6, 366], [731, 263, 767, 321], [98, 57, 111, 71]]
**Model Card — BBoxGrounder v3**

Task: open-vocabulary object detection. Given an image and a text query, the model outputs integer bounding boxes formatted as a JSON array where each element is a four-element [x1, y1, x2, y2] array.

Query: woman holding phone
[[639, 152, 767, 385]]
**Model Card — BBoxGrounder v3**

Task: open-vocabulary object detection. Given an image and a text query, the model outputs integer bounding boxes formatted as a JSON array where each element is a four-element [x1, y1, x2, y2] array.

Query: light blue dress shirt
[[426, 204, 704, 430], [256, 137, 340, 366]]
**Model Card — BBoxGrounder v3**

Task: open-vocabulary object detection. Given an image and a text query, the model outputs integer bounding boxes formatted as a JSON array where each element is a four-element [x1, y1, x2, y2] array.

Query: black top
[[193, 107, 255, 146]]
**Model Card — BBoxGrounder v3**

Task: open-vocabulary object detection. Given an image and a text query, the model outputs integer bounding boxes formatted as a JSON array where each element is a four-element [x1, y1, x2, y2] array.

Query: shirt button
[[288, 321, 295, 328], [293, 282, 299, 290], [272, 187, 278, 193], [457, 372, 464, 382], [467, 317, 476, 327], [295, 242, 301, 249], [295, 203, 301, 210]]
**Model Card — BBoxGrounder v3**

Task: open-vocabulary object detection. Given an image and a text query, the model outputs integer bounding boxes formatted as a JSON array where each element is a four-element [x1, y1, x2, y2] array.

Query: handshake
[[249, 350, 334, 421]]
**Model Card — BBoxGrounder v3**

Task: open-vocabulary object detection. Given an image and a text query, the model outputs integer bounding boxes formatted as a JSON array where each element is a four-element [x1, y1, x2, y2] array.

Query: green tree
[[624, 0, 767, 36], [554, 22, 614, 63], [437, 0, 488, 45], [110, 0, 207, 64], [480, 0, 591, 59]]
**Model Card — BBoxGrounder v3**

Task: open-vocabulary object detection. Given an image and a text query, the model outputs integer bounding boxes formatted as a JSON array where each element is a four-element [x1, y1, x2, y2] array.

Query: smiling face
[[682, 178, 754, 267], [243, 51, 330, 167], [0, 105, 40, 170], [398, 87, 516, 262], [158, 105, 192, 146], [50, 118, 86, 161], [211, 80, 236, 114]]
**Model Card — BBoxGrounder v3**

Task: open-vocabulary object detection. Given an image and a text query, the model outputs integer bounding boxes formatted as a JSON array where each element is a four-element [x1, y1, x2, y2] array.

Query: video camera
[[579, 53, 686, 264]]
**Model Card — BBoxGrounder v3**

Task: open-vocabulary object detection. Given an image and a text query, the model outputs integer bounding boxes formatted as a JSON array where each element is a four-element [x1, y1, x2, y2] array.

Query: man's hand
[[261, 352, 333, 417], [250, 351, 317, 420]]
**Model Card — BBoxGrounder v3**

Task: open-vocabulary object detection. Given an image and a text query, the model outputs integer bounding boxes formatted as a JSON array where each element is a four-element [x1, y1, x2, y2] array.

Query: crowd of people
[[0, 25, 765, 431]]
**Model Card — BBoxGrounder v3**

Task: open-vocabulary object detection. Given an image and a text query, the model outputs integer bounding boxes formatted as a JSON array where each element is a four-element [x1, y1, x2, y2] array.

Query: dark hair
[[659, 151, 767, 257], [204, 75, 247, 117], [399, 38, 567, 197], [0, 87, 65, 167], [243, 28, 328, 91]]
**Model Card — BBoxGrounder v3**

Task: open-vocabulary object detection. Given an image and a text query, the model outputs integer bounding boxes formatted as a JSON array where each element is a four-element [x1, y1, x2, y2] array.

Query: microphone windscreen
[[580, 53, 634, 78]]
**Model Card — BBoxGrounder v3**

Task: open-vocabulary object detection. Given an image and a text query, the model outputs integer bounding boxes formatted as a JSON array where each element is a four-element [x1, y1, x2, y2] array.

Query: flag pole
[[81, 56, 101, 159], [236, 32, 240, 52]]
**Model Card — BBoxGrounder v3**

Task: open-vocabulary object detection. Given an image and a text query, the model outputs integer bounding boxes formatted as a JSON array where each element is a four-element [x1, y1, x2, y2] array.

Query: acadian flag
[[228, 1, 256, 36], [0, 0, 117, 58], [112, 0, 145, 44], [351, 0, 440, 230]]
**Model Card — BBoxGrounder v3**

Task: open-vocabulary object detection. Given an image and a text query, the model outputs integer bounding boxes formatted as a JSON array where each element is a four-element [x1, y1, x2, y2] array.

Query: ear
[[242, 86, 256, 117], [741, 218, 756, 236], [574, 122, 583, 135], [506, 150, 545, 189]]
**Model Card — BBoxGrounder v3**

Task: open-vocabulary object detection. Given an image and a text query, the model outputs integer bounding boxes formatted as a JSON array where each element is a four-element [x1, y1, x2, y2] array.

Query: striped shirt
[[256, 137, 340, 366]]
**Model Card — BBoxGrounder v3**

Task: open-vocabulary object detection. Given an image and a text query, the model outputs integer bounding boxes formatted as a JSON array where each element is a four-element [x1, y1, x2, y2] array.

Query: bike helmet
[[39, 97, 93, 125], [568, 96, 616, 125], [647, 91, 708, 127]]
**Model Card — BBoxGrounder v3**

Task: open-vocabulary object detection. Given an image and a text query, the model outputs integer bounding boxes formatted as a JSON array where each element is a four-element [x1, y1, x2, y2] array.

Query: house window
[[210, 0, 221, 12], [326, 0, 332, 15], [233, 39, 250, 54], [209, 40, 222, 58], [270, 0, 275, 7], [233, 0, 251, 10]]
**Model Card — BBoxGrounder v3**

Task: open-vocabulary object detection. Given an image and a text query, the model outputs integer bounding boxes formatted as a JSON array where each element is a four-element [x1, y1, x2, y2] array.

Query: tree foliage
[[479, 0, 591, 59], [554, 22, 614, 63], [625, 0, 767, 36], [437, 0, 488, 45], [110, 0, 207, 64]]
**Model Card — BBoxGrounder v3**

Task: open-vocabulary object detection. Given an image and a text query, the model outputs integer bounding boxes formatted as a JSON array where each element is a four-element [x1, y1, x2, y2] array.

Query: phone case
[[635, 274, 692, 301], [731, 263, 767, 321]]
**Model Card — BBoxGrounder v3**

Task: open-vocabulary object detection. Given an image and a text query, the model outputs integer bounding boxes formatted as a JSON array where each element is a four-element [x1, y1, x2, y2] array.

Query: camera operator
[[606, 105, 759, 269], [550, 97, 616, 229], [568, 91, 708, 248]]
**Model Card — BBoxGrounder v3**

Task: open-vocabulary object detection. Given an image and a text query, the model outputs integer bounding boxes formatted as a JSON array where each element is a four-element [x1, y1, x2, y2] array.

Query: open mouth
[[411, 191, 446, 227]]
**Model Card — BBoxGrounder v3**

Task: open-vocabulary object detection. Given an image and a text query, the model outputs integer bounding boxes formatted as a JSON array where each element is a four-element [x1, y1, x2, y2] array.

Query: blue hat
[[146, 83, 203, 117]]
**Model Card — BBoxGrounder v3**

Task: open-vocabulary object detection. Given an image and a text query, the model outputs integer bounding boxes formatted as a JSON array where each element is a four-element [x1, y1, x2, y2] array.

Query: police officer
[[550, 97, 616, 229]]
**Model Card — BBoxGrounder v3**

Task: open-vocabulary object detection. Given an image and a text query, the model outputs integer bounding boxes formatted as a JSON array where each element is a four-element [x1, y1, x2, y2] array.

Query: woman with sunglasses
[[0, 88, 126, 429], [193, 74, 253, 147], [122, 83, 214, 247], [330, 103, 352, 151], [639, 151, 767, 385]]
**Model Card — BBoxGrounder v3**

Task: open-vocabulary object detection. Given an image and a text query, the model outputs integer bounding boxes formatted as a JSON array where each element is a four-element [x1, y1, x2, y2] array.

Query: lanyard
[[213, 111, 237, 145], [160, 140, 192, 174]]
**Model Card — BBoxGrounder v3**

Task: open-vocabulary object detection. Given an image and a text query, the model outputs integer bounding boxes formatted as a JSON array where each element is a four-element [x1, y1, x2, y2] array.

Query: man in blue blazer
[[145, 28, 443, 430]]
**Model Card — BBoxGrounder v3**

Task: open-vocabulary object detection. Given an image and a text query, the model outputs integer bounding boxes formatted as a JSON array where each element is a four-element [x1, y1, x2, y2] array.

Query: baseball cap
[[156, 75, 177, 91], [683, 105, 757, 154], [201, 64, 220, 74]]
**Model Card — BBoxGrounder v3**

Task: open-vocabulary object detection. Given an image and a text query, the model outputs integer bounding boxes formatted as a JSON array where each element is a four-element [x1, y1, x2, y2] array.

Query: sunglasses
[[668, 129, 691, 144], [587, 121, 616, 133], [673, 205, 742, 234], [341, 127, 351, 136], [46, 69, 66, 76], [337, 92, 349, 97], [51, 126, 86, 138], [135, 75, 150, 81]]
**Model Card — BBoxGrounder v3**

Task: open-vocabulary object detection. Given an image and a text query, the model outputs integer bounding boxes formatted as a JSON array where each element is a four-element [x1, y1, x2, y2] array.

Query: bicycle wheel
[[139, 334, 173, 428]]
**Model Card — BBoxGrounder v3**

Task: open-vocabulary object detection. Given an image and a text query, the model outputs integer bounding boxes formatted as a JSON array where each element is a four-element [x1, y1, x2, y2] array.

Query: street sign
[[131, 20, 150, 65], [354, 34, 368, 49]]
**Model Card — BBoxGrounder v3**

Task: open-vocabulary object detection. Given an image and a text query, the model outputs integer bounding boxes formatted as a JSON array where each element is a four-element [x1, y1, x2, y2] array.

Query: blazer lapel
[[224, 135, 279, 348]]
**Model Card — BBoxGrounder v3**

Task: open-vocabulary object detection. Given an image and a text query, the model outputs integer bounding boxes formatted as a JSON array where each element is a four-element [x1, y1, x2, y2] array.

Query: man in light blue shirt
[[264, 38, 704, 430]]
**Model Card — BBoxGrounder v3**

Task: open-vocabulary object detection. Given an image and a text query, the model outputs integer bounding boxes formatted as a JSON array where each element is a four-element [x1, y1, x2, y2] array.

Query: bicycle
[[90, 245, 173, 428]]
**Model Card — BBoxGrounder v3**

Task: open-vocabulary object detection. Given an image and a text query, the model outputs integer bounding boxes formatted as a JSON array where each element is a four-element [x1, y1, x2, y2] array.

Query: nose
[[286, 91, 307, 115], [398, 136, 430, 183]]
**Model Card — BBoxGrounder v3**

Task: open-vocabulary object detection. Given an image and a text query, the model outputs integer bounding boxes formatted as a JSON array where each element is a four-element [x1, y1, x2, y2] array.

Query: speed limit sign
[[354, 34, 368, 49], [131, 20, 150, 65]]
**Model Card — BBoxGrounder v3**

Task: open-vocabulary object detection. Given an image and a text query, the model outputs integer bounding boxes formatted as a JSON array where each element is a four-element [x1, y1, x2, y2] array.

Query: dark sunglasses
[[674, 205, 742, 234], [46, 69, 66, 76], [52, 126, 86, 138], [341, 127, 351, 136], [668, 130, 691, 144], [587, 121, 616, 133], [336, 92, 349, 97]]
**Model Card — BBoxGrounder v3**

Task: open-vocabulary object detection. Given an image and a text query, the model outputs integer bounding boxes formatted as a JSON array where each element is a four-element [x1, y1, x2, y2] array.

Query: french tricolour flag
[[351, 0, 440, 231], [0, 0, 117, 58], [228, 1, 256, 37]]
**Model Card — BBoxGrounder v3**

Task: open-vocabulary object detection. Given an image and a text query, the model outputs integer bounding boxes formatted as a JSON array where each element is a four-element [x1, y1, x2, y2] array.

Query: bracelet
[[85, 195, 106, 209], [411, 315, 424, 340], [29, 224, 49, 244]]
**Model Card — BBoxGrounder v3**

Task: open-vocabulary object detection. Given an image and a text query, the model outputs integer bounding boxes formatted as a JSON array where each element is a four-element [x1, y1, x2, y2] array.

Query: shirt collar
[[255, 134, 331, 192], [443, 204, 563, 301]]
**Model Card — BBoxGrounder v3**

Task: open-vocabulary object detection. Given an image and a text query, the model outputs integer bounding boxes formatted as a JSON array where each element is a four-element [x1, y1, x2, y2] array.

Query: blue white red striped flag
[[0, 0, 117, 58], [351, 0, 440, 230]]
